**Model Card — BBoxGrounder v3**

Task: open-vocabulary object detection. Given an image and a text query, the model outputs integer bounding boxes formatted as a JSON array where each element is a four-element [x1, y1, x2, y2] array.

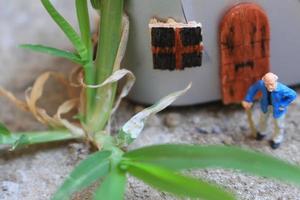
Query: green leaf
[[121, 161, 235, 200], [75, 0, 92, 58], [20, 44, 83, 64], [0, 122, 10, 136], [0, 130, 81, 150], [40, 0, 88, 61], [117, 83, 191, 146], [11, 135, 30, 150], [52, 150, 112, 200], [0, 122, 14, 147], [90, 0, 101, 10], [93, 165, 126, 200], [124, 144, 300, 186]]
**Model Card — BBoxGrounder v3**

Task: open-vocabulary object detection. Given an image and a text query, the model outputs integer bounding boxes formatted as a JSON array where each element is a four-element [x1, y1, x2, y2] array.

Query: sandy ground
[[1, 1, 300, 200]]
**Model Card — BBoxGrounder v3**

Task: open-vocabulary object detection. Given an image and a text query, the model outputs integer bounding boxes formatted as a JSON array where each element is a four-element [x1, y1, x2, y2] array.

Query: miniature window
[[149, 18, 203, 71]]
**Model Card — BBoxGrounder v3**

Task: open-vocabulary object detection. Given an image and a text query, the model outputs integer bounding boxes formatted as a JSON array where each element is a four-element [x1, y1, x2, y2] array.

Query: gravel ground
[[1, 90, 300, 200], [1, 1, 300, 200]]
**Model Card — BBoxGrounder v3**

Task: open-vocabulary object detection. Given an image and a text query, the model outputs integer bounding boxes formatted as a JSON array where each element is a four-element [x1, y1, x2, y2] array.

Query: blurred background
[[0, 1, 96, 88]]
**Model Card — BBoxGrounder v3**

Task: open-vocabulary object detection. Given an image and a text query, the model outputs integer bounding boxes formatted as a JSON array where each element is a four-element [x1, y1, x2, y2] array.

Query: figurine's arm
[[242, 81, 261, 110], [244, 81, 261, 103], [281, 87, 297, 107]]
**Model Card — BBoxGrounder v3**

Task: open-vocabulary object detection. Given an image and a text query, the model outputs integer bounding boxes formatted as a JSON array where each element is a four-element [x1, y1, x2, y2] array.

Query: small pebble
[[133, 105, 145, 114], [222, 137, 233, 145], [67, 143, 89, 164], [240, 125, 248, 131], [16, 170, 29, 183], [291, 120, 298, 127], [68, 143, 85, 154], [147, 115, 161, 127], [1, 181, 19, 195], [221, 126, 228, 132], [192, 116, 201, 124], [164, 113, 181, 128], [212, 125, 222, 134], [195, 127, 209, 134]]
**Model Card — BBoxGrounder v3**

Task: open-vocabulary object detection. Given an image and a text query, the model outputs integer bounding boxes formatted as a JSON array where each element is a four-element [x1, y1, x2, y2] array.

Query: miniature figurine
[[242, 72, 297, 149]]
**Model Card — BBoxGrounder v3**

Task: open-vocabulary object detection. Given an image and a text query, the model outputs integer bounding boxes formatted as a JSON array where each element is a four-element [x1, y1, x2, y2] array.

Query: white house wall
[[124, 0, 300, 105]]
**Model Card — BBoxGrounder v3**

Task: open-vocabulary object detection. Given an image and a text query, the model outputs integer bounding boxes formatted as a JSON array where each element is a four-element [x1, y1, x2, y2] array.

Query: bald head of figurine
[[262, 72, 278, 92]]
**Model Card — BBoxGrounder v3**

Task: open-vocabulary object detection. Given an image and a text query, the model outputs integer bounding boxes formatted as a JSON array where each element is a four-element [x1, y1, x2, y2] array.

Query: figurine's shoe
[[256, 132, 267, 141], [270, 140, 281, 149], [270, 133, 285, 149]]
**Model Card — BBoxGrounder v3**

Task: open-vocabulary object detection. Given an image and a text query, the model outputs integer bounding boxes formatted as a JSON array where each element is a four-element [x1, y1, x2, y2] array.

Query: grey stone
[[67, 142, 90, 164], [211, 125, 222, 134], [240, 125, 248, 131], [222, 137, 233, 145], [195, 127, 209, 134], [191, 116, 201, 124], [133, 105, 145, 114], [164, 113, 181, 128], [147, 115, 161, 127], [1, 181, 19, 197]]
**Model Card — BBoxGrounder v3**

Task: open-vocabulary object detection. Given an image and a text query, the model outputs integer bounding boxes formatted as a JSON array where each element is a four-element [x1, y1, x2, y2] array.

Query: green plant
[[1, 1, 300, 200]]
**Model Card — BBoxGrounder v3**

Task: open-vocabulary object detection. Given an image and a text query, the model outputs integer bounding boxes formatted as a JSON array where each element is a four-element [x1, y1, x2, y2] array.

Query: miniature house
[[124, 0, 300, 105]]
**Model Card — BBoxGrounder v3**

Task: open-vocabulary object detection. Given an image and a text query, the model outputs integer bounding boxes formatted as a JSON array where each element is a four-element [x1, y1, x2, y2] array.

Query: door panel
[[220, 3, 270, 104]]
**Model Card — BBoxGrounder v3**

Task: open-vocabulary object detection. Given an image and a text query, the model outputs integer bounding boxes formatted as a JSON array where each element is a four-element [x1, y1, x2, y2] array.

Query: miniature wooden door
[[220, 3, 270, 104]]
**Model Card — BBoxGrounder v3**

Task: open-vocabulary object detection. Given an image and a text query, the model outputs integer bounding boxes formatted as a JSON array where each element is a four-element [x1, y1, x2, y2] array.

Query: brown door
[[220, 3, 270, 104]]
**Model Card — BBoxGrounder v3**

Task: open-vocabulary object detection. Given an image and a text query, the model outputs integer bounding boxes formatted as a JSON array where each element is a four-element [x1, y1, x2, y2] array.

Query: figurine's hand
[[242, 101, 253, 110], [279, 106, 285, 111]]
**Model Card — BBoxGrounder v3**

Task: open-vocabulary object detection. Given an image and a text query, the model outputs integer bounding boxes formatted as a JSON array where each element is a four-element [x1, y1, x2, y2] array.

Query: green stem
[[83, 61, 95, 122], [88, 0, 124, 133], [75, 0, 95, 122]]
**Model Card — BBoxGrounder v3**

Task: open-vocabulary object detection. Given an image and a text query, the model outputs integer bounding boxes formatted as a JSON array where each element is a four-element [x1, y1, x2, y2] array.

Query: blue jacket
[[244, 80, 297, 118]]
